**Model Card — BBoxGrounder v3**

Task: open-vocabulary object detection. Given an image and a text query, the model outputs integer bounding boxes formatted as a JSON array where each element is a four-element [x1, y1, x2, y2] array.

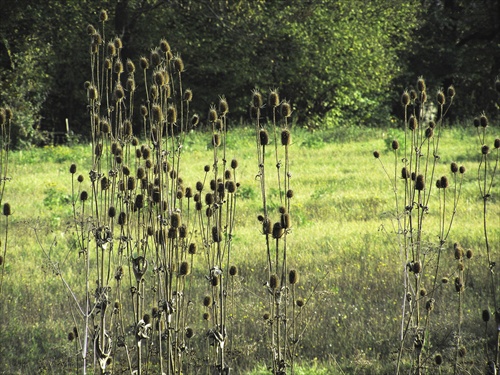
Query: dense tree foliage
[[0, 0, 498, 147]]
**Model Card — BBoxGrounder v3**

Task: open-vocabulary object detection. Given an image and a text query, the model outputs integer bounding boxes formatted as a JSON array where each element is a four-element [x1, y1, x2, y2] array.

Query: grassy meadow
[[0, 124, 498, 374]]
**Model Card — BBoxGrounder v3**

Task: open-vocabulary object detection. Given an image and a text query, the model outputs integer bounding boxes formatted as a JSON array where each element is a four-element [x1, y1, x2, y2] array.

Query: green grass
[[0, 125, 498, 374]]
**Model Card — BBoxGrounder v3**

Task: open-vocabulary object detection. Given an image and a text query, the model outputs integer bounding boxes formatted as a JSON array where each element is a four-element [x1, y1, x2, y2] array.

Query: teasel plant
[[251, 88, 299, 375], [472, 84, 500, 373], [375, 77, 468, 374], [0, 106, 12, 296], [43, 10, 240, 375]]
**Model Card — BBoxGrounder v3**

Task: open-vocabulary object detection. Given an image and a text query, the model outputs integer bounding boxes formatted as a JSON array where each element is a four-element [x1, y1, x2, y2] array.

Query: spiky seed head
[[281, 101, 292, 117], [401, 91, 410, 106], [134, 194, 144, 209], [466, 249, 473, 259], [417, 77, 426, 93], [252, 90, 263, 108], [437, 90, 445, 105], [170, 212, 181, 228], [153, 70, 165, 86], [296, 299, 304, 307], [191, 114, 199, 127], [482, 309, 490, 322], [281, 213, 291, 229], [108, 206, 116, 218], [289, 269, 299, 285], [459, 165, 466, 174], [425, 127, 434, 139], [203, 312, 211, 320], [114, 84, 125, 101], [69, 164, 77, 174], [2, 203, 11, 216], [68, 332, 75, 341], [230, 159, 238, 169], [454, 243, 464, 259], [206, 192, 214, 205], [263, 313, 270, 320], [425, 298, 434, 311], [215, 119, 224, 131], [150, 49, 161, 67], [249, 106, 259, 119], [391, 140, 399, 150], [126, 77, 135, 92], [440, 176, 449, 189], [286, 189, 294, 198], [450, 162, 458, 173], [272, 222, 284, 239], [106, 42, 116, 57], [263, 219, 272, 235], [269, 90, 280, 107], [229, 265, 238, 276], [150, 84, 159, 100], [88, 85, 98, 100], [409, 116, 418, 131], [212, 226, 222, 242], [495, 138, 500, 149], [454, 277, 463, 292], [420, 288, 427, 297], [208, 107, 218, 122], [226, 181, 236, 193], [219, 96, 229, 115], [203, 295, 212, 307], [442, 277, 449, 284], [87, 24, 96, 35], [447, 85, 455, 98], [195, 201, 202, 211], [373, 151, 380, 159], [101, 177, 109, 191], [167, 105, 177, 124], [179, 261, 191, 276], [173, 55, 184, 72], [436, 179, 442, 189], [77, 175, 84, 183], [159, 38, 170, 52], [482, 145, 489, 155], [473, 117, 480, 127], [140, 56, 149, 70], [401, 167, 410, 179], [80, 191, 88, 202], [420, 91, 427, 103], [118, 212, 127, 226], [428, 120, 436, 129], [185, 327, 194, 339], [435, 354, 443, 366], [412, 261, 422, 274], [188, 243, 197, 255], [480, 114, 488, 127], [211, 275, 219, 287], [409, 89, 417, 100], [113, 37, 122, 49], [184, 89, 193, 102], [152, 104, 163, 123], [269, 274, 278, 289], [212, 133, 221, 147], [281, 129, 292, 146], [104, 58, 112, 70], [415, 174, 425, 191], [259, 129, 269, 146]]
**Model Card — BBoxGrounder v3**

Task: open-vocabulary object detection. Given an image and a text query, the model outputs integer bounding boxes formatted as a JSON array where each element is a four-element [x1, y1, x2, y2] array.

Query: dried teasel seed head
[[208, 107, 218, 122], [212, 133, 221, 147], [280, 101, 292, 117], [495, 138, 500, 149], [409, 115, 418, 131], [373, 151, 380, 159], [179, 261, 191, 276], [77, 175, 84, 183], [2, 203, 11, 216], [229, 265, 238, 276], [249, 105, 259, 119], [296, 299, 304, 307], [263, 313, 270, 320], [226, 180, 236, 193], [173, 55, 184, 72], [231, 159, 238, 169], [152, 104, 163, 123], [428, 120, 436, 129], [215, 119, 224, 131], [70, 164, 77, 174], [447, 85, 455, 98], [482, 309, 490, 322], [420, 91, 427, 103], [184, 89, 193, 102], [425, 127, 434, 139], [454, 277, 464, 292], [191, 114, 199, 127], [440, 176, 449, 189], [269, 90, 279, 107], [417, 77, 426, 93], [212, 226, 222, 243], [68, 332, 75, 341], [435, 179, 442, 189], [203, 312, 211, 320], [401, 167, 410, 180], [391, 139, 399, 150], [480, 114, 488, 128], [425, 298, 434, 311], [135, 194, 144, 209], [420, 288, 427, 297], [114, 37, 122, 49], [269, 274, 278, 289], [473, 118, 480, 127], [88, 85, 98, 100], [401, 91, 410, 106], [140, 56, 149, 70], [252, 90, 263, 108], [87, 24, 96, 35], [80, 191, 88, 201], [409, 89, 417, 100], [459, 165, 466, 174], [108, 206, 116, 218], [118, 212, 127, 226], [262, 218, 272, 235], [159, 38, 170, 53], [150, 49, 161, 67], [415, 174, 425, 191], [219, 96, 229, 115], [272, 222, 284, 239], [281, 213, 291, 229], [203, 295, 212, 307], [466, 249, 473, 259], [188, 243, 197, 255], [211, 275, 220, 287], [288, 269, 299, 285], [259, 129, 269, 146], [450, 162, 458, 173], [437, 90, 445, 105], [114, 84, 125, 101], [482, 145, 489, 155], [286, 189, 294, 198], [185, 327, 194, 339], [435, 354, 443, 366], [454, 243, 464, 260], [170, 212, 181, 228], [441, 277, 449, 284], [167, 105, 177, 124], [281, 129, 292, 146], [412, 261, 422, 274], [153, 70, 165, 86]]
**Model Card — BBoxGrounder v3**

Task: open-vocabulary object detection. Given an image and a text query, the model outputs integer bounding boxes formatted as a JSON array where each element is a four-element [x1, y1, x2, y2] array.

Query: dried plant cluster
[[57, 10, 250, 375], [0, 106, 12, 295], [375, 77, 499, 374]]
